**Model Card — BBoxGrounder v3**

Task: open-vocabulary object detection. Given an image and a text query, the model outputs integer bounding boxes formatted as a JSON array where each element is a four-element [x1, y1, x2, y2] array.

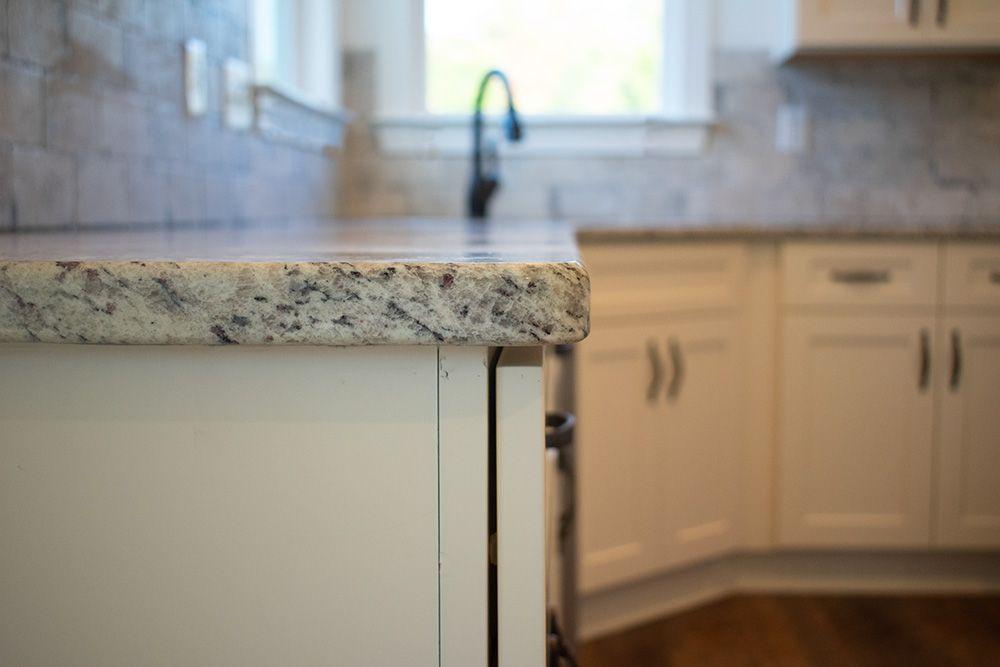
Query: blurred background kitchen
[[2, 1, 999, 665]]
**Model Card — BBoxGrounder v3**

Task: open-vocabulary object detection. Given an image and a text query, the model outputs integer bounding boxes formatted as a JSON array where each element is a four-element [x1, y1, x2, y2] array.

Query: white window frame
[[251, 0, 347, 116], [350, 0, 715, 157]]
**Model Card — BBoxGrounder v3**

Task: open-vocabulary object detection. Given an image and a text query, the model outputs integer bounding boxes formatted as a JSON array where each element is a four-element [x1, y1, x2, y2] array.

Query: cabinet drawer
[[943, 243, 1000, 309], [582, 243, 746, 318], [781, 242, 938, 308]]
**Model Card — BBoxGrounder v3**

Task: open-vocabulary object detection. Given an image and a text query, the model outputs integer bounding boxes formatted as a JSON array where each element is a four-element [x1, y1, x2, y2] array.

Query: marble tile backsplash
[[339, 51, 1000, 226], [0, 0, 338, 230]]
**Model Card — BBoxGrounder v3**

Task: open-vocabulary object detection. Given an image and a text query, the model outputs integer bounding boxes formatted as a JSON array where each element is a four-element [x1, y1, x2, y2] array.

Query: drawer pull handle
[[919, 328, 931, 392], [830, 269, 891, 284], [950, 329, 962, 391], [990, 270, 1000, 285], [646, 340, 664, 403], [666, 337, 684, 400]]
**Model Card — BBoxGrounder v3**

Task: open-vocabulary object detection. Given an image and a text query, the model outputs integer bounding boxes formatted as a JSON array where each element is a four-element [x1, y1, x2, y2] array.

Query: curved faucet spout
[[468, 69, 523, 219]]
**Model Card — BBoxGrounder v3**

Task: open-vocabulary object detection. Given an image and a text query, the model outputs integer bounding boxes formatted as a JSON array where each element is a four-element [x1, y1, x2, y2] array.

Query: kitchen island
[[0, 219, 589, 667]]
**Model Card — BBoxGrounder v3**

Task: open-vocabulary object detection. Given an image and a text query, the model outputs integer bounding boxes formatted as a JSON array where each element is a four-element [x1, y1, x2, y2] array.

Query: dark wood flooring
[[578, 594, 1000, 666]]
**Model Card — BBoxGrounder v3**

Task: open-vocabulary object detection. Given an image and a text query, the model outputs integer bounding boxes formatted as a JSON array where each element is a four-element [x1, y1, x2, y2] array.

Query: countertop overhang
[[0, 219, 590, 346]]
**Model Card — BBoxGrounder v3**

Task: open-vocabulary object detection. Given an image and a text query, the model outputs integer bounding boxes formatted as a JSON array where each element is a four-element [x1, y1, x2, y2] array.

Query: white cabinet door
[[924, 0, 1000, 46], [935, 317, 1000, 548], [779, 316, 935, 547], [0, 345, 440, 667], [797, 0, 926, 47], [577, 323, 660, 592], [649, 318, 742, 570]]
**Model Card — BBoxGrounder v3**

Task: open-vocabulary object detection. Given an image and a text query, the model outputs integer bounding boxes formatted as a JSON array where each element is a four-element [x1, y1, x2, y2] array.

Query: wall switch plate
[[184, 38, 208, 117], [223, 58, 254, 131], [775, 104, 810, 155]]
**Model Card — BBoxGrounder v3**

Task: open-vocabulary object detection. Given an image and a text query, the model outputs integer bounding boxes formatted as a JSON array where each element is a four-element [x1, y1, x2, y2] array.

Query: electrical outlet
[[775, 104, 810, 155], [184, 39, 208, 117], [223, 58, 253, 131]]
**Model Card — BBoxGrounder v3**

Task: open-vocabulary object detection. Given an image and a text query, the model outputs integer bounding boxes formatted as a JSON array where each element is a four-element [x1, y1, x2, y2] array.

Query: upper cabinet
[[773, 0, 1000, 61]]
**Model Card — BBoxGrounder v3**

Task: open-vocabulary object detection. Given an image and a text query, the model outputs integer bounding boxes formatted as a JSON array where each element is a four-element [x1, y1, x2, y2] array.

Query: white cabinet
[[577, 322, 661, 592], [779, 315, 935, 547], [577, 241, 746, 593], [774, 0, 1000, 60], [0, 343, 544, 667], [925, 0, 1000, 45], [577, 317, 742, 592], [935, 317, 1000, 548], [649, 318, 742, 569]]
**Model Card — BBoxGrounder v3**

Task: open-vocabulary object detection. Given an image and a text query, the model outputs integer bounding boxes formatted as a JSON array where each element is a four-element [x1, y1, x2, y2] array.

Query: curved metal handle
[[950, 329, 962, 391], [646, 340, 663, 402], [830, 269, 891, 284], [990, 270, 1000, 285], [936, 0, 948, 26], [919, 328, 931, 392], [909, 0, 921, 26], [666, 337, 684, 400]]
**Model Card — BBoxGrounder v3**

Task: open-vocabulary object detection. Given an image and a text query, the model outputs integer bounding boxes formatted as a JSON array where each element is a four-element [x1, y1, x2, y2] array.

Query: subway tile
[[123, 33, 181, 102], [0, 143, 12, 229], [46, 75, 104, 153], [61, 9, 125, 84], [1, 0, 9, 57], [126, 159, 168, 224], [143, 0, 184, 41], [101, 88, 152, 157], [0, 61, 44, 144], [77, 153, 130, 225], [165, 168, 205, 223], [9, 0, 67, 68], [10, 146, 75, 228]]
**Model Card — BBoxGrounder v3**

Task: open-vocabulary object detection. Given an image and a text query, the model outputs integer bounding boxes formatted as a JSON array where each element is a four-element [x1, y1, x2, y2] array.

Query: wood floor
[[578, 594, 1000, 666]]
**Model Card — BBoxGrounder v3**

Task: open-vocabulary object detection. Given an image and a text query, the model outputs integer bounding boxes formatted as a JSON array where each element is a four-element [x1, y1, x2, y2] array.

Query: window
[[355, 0, 714, 156], [252, 0, 342, 112], [425, 0, 663, 115]]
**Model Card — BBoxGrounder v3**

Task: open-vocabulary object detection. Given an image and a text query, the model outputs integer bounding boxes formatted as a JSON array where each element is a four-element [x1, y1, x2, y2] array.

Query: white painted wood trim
[[372, 113, 713, 157], [581, 550, 1000, 641], [438, 347, 490, 667], [496, 347, 546, 667]]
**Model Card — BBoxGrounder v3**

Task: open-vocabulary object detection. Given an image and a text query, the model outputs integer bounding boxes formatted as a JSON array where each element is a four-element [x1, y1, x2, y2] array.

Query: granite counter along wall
[[0, 0, 339, 230], [338, 50, 1000, 226]]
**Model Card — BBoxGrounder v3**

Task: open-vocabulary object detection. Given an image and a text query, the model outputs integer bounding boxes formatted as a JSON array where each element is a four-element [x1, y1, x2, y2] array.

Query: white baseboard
[[579, 550, 1000, 641]]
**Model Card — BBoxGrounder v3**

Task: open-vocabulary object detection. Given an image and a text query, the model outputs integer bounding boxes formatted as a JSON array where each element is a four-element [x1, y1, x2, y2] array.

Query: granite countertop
[[573, 219, 1000, 243], [0, 219, 590, 346]]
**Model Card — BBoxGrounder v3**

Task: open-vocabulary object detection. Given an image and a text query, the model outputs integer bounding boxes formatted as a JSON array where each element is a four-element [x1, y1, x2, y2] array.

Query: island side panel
[[438, 347, 490, 667], [496, 347, 546, 667], [0, 344, 439, 667]]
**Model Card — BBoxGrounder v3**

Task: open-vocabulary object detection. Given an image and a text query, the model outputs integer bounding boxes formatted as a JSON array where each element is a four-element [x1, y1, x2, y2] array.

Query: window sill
[[370, 113, 715, 158], [253, 85, 352, 152]]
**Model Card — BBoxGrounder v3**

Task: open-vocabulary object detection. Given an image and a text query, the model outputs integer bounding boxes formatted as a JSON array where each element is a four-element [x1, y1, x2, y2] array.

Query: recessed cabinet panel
[[798, 0, 925, 45], [782, 242, 938, 308], [779, 315, 935, 547], [577, 323, 657, 593], [649, 318, 742, 570], [935, 316, 1000, 548], [922, 0, 1000, 46], [943, 243, 1000, 309]]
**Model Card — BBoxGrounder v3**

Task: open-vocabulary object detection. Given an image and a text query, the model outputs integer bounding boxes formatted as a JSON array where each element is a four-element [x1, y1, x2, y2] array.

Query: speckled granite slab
[[0, 219, 590, 346]]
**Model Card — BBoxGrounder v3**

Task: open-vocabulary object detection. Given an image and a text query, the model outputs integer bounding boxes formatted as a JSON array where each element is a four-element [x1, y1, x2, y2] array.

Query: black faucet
[[467, 69, 523, 219]]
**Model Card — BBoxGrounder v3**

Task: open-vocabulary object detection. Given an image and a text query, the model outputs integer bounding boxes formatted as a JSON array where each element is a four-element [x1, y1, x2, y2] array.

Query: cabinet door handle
[[666, 337, 684, 400], [936, 0, 948, 26], [919, 328, 931, 392], [909, 0, 921, 26], [990, 270, 1000, 285], [950, 329, 962, 391], [830, 269, 891, 284], [646, 340, 664, 402]]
